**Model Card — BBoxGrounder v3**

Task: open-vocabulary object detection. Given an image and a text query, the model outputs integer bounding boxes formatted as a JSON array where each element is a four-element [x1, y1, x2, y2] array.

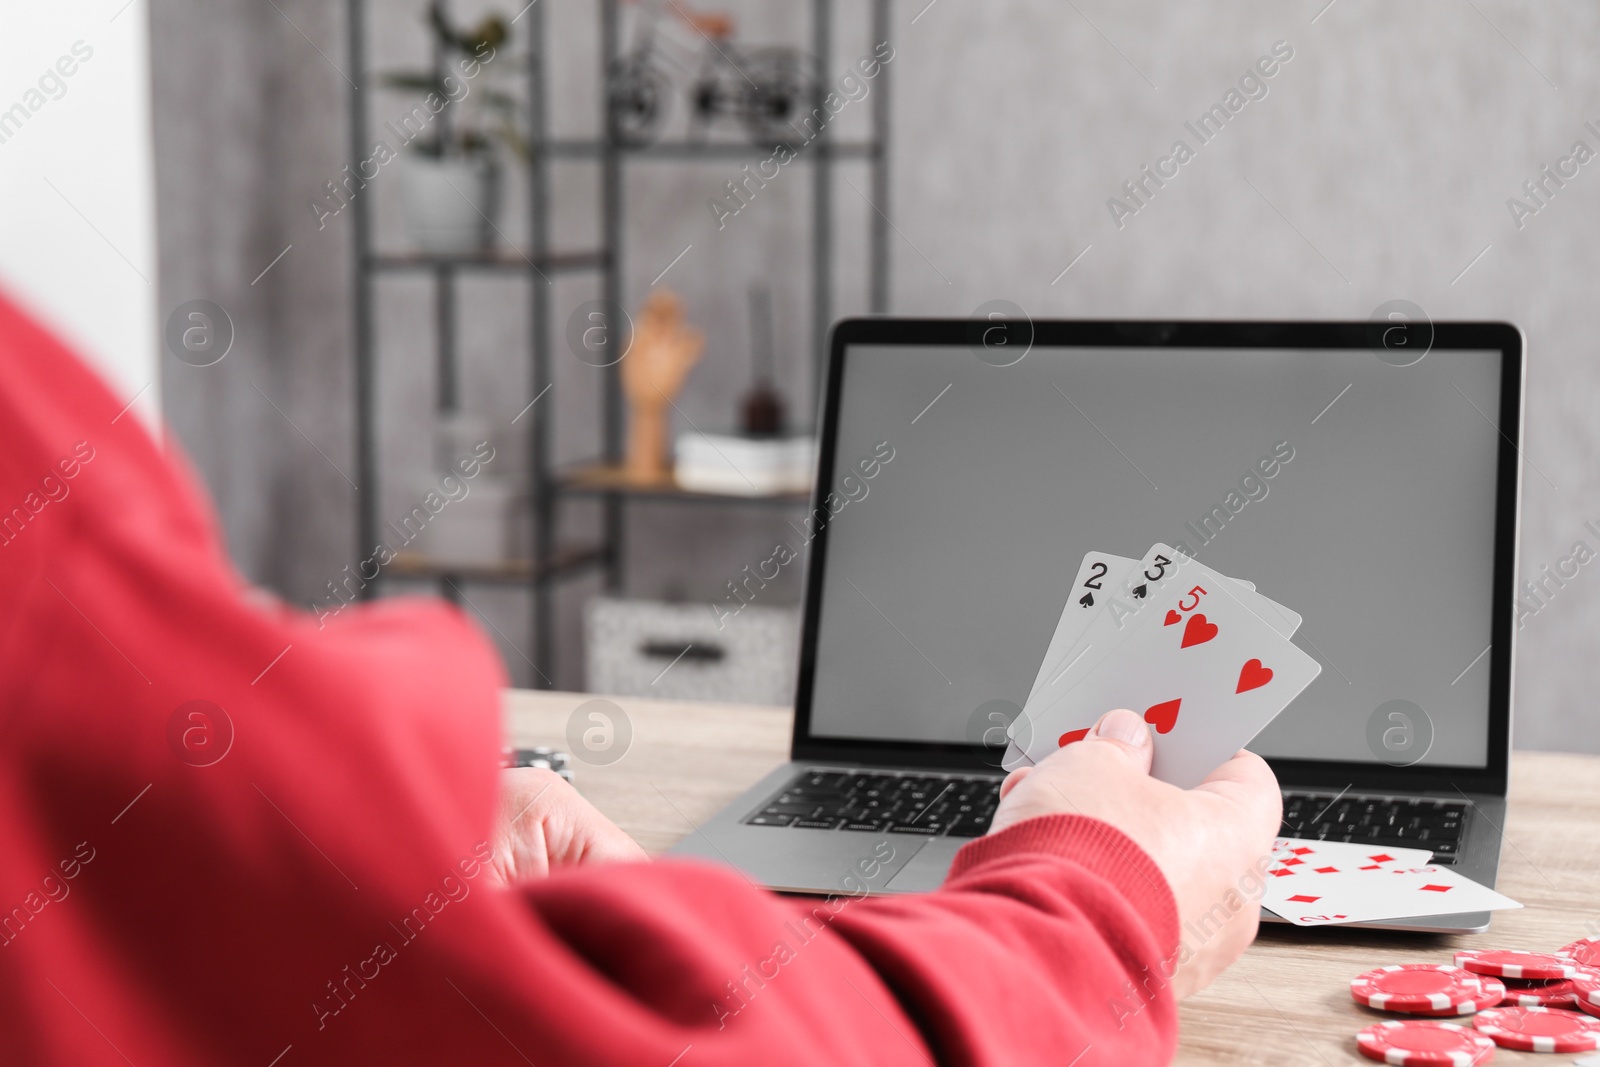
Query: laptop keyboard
[[744, 775, 1470, 859], [743, 769, 1002, 837], [1279, 792, 1468, 864]]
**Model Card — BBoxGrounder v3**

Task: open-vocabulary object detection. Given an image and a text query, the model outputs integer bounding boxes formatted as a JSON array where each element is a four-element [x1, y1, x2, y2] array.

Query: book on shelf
[[673, 432, 814, 496]]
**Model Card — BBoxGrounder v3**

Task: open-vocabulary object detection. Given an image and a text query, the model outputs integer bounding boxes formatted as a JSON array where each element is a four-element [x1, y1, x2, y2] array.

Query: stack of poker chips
[[1351, 939, 1600, 1064], [501, 746, 575, 783]]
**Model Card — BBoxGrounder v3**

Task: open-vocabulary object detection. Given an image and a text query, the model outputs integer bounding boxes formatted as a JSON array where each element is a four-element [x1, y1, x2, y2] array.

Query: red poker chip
[[1560, 939, 1600, 969], [1356, 1020, 1496, 1065], [1572, 966, 1600, 1014], [1472, 1005, 1600, 1052], [1351, 965, 1506, 1015], [1390, 1005, 1507, 1019], [1499, 975, 1580, 1008], [1454, 950, 1579, 980]]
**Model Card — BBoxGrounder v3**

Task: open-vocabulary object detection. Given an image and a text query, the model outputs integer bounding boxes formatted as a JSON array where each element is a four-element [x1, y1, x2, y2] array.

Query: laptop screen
[[804, 337, 1509, 770]]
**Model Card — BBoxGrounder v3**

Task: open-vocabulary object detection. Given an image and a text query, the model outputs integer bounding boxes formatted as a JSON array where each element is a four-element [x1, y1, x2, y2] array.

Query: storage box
[[585, 596, 799, 706]]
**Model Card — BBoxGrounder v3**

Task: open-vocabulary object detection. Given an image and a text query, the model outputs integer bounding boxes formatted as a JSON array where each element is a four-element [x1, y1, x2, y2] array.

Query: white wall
[[0, 1, 158, 420]]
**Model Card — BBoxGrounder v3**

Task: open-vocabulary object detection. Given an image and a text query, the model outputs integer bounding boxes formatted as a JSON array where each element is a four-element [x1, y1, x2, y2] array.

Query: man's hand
[[990, 708, 1281, 1000], [489, 768, 648, 884]]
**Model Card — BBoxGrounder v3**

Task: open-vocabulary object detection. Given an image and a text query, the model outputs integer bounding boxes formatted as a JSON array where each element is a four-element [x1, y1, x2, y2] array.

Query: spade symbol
[[1079, 593, 1094, 608], [1131, 584, 1148, 599]]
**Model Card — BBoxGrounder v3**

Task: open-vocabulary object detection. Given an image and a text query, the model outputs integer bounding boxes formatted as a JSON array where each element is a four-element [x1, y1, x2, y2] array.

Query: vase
[[397, 152, 500, 254]]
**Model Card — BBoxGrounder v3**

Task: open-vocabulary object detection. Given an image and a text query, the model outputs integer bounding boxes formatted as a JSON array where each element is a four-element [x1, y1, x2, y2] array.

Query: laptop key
[[794, 818, 844, 830], [762, 804, 821, 817], [843, 820, 888, 832], [748, 814, 797, 827]]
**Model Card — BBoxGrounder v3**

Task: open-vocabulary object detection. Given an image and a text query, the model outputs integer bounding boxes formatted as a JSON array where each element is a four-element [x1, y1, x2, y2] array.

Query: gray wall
[[154, 0, 1600, 752]]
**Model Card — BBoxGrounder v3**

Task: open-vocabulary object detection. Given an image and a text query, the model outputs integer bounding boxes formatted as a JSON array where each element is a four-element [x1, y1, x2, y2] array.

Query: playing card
[[1262, 862, 1522, 926], [1025, 552, 1139, 703], [1234, 583, 1300, 639], [1269, 837, 1433, 871], [1251, 591, 1301, 640], [1259, 837, 1432, 917], [1021, 546, 1301, 734], [1018, 544, 1186, 731], [1001, 738, 1029, 770], [1016, 552, 1322, 788], [1167, 552, 1302, 642], [1002, 581, 1302, 772]]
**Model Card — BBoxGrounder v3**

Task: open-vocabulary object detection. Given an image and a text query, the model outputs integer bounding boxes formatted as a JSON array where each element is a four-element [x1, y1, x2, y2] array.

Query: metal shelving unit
[[345, 0, 889, 688]]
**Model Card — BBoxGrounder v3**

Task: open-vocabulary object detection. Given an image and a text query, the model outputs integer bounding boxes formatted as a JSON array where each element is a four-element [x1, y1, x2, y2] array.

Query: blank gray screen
[[806, 343, 1505, 767]]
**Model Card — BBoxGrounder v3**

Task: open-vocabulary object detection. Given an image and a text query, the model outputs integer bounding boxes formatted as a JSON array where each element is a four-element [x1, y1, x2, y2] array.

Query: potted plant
[[384, 3, 528, 255]]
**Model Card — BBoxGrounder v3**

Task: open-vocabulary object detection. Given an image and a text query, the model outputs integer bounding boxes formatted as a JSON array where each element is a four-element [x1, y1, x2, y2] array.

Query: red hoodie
[[0, 291, 1179, 1066]]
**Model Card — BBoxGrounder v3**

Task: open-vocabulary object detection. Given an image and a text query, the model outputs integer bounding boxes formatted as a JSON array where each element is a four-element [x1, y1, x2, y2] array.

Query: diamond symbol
[[1315, 866, 1339, 874], [1283, 857, 1304, 866], [1291, 847, 1314, 856], [1368, 853, 1394, 863], [1420, 884, 1452, 893], [1270, 868, 1294, 878], [1287, 894, 1320, 903], [1359, 864, 1380, 870]]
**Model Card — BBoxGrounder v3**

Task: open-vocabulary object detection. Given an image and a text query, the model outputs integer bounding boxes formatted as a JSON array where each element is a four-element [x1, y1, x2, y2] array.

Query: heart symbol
[[1181, 613, 1218, 648], [1163, 609, 1181, 626], [1079, 593, 1094, 608], [1058, 728, 1090, 748], [1144, 699, 1181, 734], [1236, 659, 1273, 693]]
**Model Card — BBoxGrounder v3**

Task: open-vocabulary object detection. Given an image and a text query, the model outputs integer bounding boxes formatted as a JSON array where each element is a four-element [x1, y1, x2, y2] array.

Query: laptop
[[671, 318, 1524, 934]]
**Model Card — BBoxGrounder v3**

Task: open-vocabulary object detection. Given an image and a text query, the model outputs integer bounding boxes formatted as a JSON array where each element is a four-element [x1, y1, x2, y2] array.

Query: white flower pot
[[398, 153, 500, 254]]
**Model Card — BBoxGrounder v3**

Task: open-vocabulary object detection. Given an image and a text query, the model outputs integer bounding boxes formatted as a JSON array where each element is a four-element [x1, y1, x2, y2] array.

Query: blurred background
[[8, 1, 1597, 751]]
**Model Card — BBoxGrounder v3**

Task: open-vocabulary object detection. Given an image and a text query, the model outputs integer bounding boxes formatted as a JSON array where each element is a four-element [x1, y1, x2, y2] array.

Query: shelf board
[[387, 545, 605, 585], [558, 463, 812, 505], [543, 139, 881, 161], [367, 249, 607, 273]]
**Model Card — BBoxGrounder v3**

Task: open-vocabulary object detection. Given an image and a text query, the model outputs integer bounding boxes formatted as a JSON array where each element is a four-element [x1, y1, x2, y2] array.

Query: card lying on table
[[1268, 836, 1435, 874], [1006, 546, 1321, 789], [1262, 858, 1522, 926], [1259, 837, 1433, 921]]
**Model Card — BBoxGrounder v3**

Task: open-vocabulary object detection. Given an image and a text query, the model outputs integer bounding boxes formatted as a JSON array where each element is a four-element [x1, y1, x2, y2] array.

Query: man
[[0, 291, 1279, 1065]]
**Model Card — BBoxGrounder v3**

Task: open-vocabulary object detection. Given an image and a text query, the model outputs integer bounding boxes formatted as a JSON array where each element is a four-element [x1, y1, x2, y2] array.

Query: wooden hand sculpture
[[622, 289, 705, 480]]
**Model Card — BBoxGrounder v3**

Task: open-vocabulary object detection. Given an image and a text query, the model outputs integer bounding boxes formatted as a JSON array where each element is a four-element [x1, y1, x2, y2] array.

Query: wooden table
[[506, 689, 1600, 1066]]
